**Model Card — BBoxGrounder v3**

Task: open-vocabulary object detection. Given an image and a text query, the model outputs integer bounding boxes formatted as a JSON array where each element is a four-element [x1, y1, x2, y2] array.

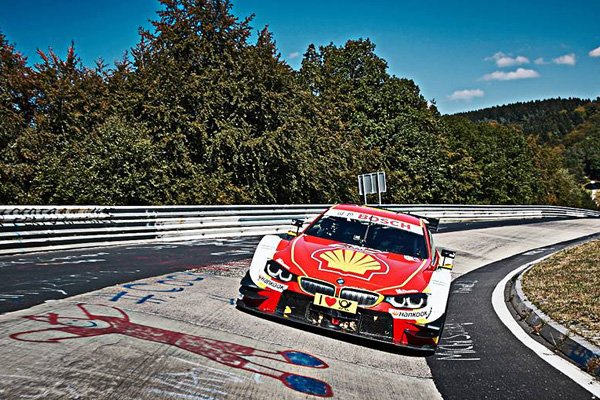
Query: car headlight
[[386, 293, 428, 309], [264, 260, 293, 282]]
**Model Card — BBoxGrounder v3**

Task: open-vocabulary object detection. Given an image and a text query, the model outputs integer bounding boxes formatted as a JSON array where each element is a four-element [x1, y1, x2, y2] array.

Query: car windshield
[[304, 215, 428, 259]]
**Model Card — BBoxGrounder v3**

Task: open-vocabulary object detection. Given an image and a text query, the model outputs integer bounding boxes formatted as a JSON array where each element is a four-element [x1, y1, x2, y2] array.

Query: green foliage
[[0, 33, 36, 203], [0, 1, 596, 209], [461, 96, 600, 207], [564, 110, 600, 181], [527, 137, 594, 208], [457, 98, 590, 144], [31, 117, 161, 204], [33, 45, 109, 144], [0, 33, 34, 150], [298, 39, 468, 204], [443, 117, 539, 204]]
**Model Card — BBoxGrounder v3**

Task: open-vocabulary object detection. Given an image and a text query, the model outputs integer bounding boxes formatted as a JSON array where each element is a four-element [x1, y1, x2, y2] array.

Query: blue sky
[[1, 0, 599, 114]]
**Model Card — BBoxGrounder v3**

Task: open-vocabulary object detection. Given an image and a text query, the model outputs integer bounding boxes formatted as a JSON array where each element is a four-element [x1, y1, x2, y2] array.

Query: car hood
[[276, 234, 430, 293]]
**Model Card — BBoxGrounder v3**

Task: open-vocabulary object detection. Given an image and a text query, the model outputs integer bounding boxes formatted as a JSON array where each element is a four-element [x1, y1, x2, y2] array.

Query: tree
[[527, 137, 594, 208], [0, 43, 110, 204], [564, 111, 600, 181], [299, 39, 476, 203], [0, 33, 36, 203], [33, 44, 109, 144], [0, 1, 596, 209], [0, 33, 34, 149], [443, 117, 540, 204]]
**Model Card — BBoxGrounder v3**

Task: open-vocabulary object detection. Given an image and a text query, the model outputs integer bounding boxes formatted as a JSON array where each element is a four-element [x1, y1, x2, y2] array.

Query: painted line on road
[[492, 258, 600, 397]]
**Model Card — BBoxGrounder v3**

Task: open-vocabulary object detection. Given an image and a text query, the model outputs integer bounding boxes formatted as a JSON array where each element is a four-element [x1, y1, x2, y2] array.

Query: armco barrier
[[0, 204, 598, 255]]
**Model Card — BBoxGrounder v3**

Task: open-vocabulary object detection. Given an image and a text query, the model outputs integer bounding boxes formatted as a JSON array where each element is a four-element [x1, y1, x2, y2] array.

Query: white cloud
[[498, 55, 529, 67], [589, 46, 600, 57], [553, 53, 576, 65], [534, 54, 576, 66], [288, 52, 300, 60], [448, 89, 485, 101], [481, 68, 540, 81], [486, 52, 529, 67]]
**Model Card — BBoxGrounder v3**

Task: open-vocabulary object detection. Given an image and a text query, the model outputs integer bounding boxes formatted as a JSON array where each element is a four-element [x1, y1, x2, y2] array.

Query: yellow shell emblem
[[318, 249, 381, 275]]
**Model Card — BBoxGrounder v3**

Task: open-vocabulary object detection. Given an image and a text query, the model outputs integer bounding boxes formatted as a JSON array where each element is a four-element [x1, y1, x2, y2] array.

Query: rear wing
[[373, 206, 440, 232], [407, 212, 440, 232]]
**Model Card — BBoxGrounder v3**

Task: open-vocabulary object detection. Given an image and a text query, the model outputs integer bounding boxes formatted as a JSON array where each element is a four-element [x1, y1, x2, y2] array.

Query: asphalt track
[[0, 218, 599, 399], [0, 218, 570, 314], [428, 234, 600, 400], [0, 237, 261, 314]]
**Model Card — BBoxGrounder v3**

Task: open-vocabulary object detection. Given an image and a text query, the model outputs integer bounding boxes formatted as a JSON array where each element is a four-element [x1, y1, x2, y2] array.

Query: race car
[[236, 204, 455, 353]]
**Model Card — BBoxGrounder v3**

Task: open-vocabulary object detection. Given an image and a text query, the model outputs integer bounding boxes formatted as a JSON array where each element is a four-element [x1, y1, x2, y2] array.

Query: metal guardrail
[[0, 204, 598, 255]]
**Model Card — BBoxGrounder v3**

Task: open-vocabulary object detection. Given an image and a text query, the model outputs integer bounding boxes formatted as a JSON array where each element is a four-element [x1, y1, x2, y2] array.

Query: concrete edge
[[508, 257, 600, 378]]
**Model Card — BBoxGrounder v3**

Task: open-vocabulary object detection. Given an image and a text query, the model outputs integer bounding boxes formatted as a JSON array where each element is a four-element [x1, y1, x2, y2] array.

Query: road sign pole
[[358, 171, 386, 206]]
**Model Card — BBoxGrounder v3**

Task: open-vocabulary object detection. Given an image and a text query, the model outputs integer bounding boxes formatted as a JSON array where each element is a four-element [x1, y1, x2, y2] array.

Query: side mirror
[[287, 218, 305, 237], [439, 249, 456, 270]]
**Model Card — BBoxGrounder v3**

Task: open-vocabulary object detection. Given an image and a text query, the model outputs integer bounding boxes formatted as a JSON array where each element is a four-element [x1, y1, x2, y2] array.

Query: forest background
[[1, 0, 598, 208]]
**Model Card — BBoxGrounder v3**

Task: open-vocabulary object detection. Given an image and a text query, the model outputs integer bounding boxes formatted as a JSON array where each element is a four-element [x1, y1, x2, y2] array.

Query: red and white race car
[[236, 204, 455, 353]]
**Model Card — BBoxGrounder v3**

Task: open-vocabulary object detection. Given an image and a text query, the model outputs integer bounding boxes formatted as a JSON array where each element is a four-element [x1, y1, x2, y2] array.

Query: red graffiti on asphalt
[[10, 303, 333, 397]]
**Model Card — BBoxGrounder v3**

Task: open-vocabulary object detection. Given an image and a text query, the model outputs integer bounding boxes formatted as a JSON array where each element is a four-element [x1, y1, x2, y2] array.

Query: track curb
[[508, 259, 600, 378]]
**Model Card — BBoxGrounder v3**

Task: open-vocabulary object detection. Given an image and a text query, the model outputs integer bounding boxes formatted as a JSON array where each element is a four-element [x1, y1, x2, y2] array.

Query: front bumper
[[237, 272, 439, 353]]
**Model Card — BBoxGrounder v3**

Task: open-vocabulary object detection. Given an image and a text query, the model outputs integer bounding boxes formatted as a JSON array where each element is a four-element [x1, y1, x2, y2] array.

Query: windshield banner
[[324, 209, 423, 235]]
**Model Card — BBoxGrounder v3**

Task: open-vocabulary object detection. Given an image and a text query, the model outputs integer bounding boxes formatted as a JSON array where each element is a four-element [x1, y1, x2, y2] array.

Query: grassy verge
[[522, 240, 600, 347]]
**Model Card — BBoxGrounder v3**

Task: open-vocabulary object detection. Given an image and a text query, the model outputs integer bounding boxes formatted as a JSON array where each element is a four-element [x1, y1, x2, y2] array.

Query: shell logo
[[313, 248, 388, 280]]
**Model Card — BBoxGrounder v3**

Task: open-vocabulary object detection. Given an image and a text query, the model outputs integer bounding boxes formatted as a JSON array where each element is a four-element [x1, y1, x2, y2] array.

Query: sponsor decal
[[325, 209, 358, 219], [257, 274, 288, 292], [388, 307, 432, 320], [430, 278, 449, 287], [356, 214, 422, 234], [324, 209, 423, 235], [312, 246, 389, 281], [313, 293, 358, 314], [395, 288, 420, 294]]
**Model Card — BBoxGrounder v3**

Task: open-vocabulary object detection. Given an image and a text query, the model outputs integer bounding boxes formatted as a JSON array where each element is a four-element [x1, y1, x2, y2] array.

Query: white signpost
[[358, 171, 386, 205]]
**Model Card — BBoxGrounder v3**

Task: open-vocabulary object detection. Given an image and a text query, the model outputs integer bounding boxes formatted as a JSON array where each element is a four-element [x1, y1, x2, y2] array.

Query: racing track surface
[[428, 234, 600, 399], [0, 218, 599, 399], [0, 238, 261, 314], [0, 219, 563, 314]]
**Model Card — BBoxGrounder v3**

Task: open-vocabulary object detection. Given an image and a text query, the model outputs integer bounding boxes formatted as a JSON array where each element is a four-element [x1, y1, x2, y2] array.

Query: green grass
[[522, 240, 600, 347]]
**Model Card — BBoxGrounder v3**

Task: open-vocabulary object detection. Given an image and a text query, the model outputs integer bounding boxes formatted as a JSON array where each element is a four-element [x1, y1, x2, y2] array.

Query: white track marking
[[492, 260, 600, 397]]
